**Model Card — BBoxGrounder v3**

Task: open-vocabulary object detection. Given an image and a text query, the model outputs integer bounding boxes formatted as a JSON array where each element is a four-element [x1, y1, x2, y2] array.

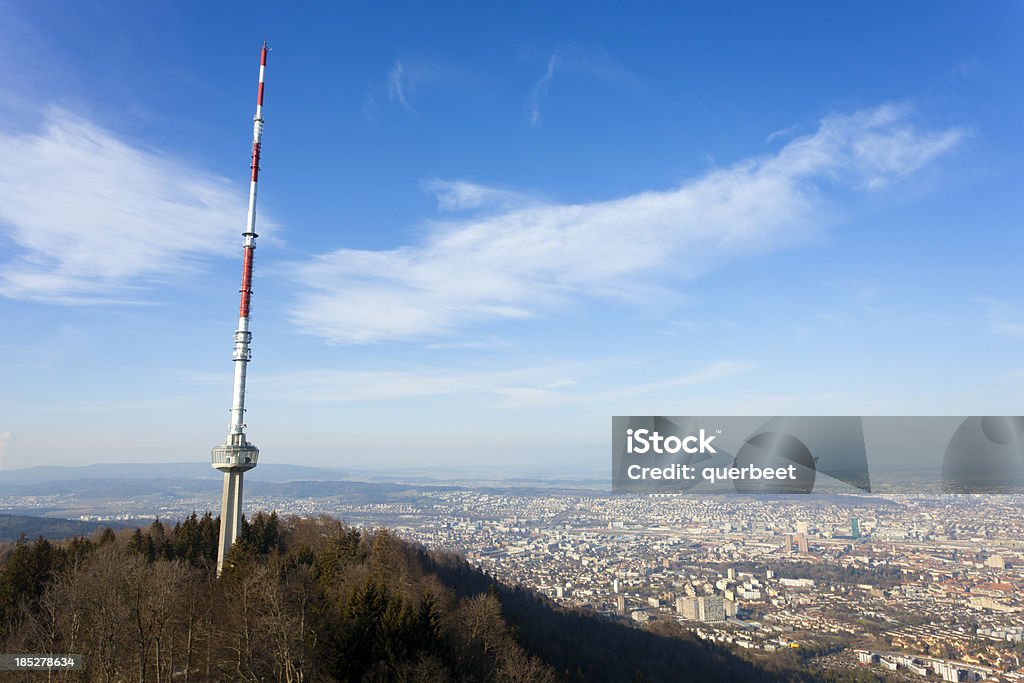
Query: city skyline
[[1, 2, 1022, 470]]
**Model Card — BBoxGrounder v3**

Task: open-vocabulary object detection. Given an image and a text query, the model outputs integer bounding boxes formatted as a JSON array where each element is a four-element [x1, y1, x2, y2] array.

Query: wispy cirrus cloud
[[527, 54, 557, 126], [250, 359, 747, 406], [951, 57, 980, 78], [0, 109, 274, 304], [365, 57, 468, 119], [420, 178, 540, 211], [765, 123, 801, 144], [492, 360, 753, 407], [290, 103, 965, 344], [387, 59, 416, 111], [526, 44, 637, 126]]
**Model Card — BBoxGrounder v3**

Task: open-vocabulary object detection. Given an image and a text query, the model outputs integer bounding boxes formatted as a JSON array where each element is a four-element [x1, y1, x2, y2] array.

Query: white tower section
[[211, 41, 269, 576]]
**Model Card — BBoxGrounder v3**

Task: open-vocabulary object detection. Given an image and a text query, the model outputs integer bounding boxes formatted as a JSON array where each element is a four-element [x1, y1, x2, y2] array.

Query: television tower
[[211, 41, 269, 575]]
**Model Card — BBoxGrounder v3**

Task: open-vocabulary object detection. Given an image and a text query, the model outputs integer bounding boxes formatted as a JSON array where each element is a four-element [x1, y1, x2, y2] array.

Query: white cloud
[[491, 360, 753, 407], [526, 44, 636, 127], [366, 57, 467, 118], [387, 60, 414, 111], [765, 123, 800, 144], [421, 178, 539, 211], [251, 359, 746, 406], [951, 57, 980, 78], [527, 54, 557, 126], [0, 109, 272, 303], [254, 364, 577, 403], [291, 103, 964, 344]]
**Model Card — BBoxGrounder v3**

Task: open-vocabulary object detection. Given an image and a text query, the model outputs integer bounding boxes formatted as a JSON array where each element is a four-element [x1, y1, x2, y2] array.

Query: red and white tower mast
[[211, 41, 269, 575]]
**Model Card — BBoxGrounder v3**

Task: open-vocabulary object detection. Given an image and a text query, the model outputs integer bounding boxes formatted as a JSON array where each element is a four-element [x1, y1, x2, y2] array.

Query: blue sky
[[0, 2, 1022, 471]]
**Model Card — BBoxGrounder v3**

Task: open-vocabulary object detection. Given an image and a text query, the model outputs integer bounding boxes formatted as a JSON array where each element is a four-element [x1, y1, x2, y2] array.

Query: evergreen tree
[[174, 512, 202, 565], [98, 526, 116, 546], [128, 528, 146, 557], [0, 535, 32, 633], [198, 512, 218, 566], [63, 536, 95, 571]]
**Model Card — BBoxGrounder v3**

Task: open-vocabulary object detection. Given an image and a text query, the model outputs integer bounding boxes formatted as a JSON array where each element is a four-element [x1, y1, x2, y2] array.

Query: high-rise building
[[679, 596, 698, 619], [701, 595, 726, 622], [785, 533, 809, 553], [782, 532, 806, 552], [986, 554, 1006, 569], [678, 595, 726, 622]]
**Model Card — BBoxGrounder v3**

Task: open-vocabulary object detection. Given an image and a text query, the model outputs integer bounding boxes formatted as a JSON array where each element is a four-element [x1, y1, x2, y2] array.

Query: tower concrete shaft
[[212, 41, 268, 575]]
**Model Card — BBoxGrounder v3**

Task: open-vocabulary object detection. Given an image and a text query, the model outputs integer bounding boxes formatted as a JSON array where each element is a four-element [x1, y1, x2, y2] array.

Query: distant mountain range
[[0, 461, 607, 486], [0, 461, 357, 485]]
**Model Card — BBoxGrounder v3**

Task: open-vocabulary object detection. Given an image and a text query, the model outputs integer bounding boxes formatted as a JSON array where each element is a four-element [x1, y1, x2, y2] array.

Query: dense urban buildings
[[4, 478, 1023, 679]]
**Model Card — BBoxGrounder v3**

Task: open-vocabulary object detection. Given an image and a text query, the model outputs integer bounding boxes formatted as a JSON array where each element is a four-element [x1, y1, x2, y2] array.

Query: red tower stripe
[[250, 142, 260, 182], [239, 246, 254, 318], [257, 81, 265, 106]]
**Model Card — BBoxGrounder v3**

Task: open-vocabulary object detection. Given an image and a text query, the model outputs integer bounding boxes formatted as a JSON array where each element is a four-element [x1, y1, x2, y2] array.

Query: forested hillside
[[0, 513, 817, 682]]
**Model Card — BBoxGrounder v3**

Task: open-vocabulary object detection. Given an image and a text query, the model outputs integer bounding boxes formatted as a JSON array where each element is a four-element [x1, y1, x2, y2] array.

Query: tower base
[[216, 469, 245, 576], [211, 437, 257, 575]]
